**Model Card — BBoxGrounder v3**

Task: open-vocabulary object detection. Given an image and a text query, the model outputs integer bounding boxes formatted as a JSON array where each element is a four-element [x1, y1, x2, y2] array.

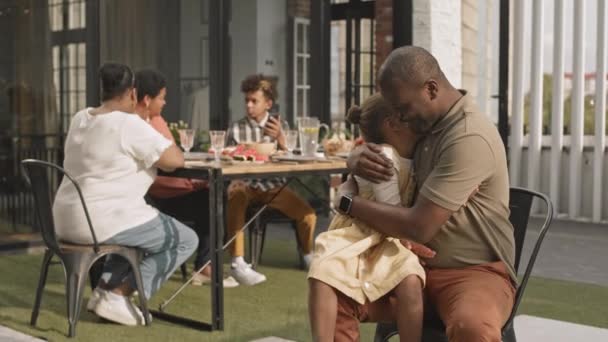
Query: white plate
[[184, 152, 213, 160], [273, 154, 328, 162]]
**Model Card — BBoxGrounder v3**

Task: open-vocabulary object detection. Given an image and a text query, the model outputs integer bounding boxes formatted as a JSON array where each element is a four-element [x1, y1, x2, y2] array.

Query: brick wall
[[461, 0, 497, 117], [375, 0, 393, 72], [412, 0, 462, 87], [461, 0, 479, 99], [287, 0, 310, 18]]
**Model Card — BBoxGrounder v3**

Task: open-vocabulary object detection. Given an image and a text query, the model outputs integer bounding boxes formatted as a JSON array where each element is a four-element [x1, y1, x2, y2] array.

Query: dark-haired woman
[[134, 68, 238, 288], [52, 63, 198, 326], [307, 93, 431, 342]]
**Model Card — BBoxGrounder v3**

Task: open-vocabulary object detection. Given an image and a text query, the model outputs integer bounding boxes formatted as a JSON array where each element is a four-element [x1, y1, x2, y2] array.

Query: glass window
[[0, 0, 87, 237], [100, 0, 210, 133]]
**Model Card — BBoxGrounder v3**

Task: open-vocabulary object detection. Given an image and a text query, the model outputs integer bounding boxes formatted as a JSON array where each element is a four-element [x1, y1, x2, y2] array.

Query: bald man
[[333, 46, 516, 342]]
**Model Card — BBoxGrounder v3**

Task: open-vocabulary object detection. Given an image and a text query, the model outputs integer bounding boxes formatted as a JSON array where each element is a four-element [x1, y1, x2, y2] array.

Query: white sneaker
[[191, 273, 240, 288], [86, 287, 106, 312], [230, 263, 267, 286], [93, 291, 145, 326]]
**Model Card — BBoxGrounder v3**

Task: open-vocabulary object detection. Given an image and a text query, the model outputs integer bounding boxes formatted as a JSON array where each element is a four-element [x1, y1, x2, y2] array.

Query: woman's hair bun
[[346, 105, 362, 125], [99, 62, 133, 101]]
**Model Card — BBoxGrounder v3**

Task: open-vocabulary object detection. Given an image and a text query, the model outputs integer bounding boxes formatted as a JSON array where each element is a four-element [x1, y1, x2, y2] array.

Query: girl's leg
[[308, 278, 338, 342], [393, 275, 424, 342]]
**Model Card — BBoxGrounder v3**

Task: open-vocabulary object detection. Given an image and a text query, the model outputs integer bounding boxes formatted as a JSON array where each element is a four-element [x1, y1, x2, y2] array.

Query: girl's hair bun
[[346, 105, 362, 125]]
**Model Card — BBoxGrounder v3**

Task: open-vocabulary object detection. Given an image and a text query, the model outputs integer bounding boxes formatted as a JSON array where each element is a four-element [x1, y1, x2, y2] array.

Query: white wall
[[230, 0, 288, 122], [413, 0, 462, 87]]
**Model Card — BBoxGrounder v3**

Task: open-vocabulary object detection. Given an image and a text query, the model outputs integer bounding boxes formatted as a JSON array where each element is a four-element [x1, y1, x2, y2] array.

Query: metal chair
[[247, 206, 306, 269], [374, 186, 553, 342], [22, 159, 151, 337]]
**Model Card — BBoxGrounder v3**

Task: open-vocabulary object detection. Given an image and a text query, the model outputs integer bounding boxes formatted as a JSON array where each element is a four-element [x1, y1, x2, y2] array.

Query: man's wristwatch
[[338, 194, 354, 216]]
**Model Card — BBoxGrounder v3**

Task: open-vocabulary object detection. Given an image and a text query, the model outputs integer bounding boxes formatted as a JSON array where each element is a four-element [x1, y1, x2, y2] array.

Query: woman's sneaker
[[93, 291, 145, 326], [230, 263, 266, 286], [86, 287, 106, 312]]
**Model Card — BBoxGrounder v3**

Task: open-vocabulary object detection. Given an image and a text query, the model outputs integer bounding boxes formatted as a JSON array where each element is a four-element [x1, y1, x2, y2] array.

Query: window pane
[[49, 0, 63, 31], [68, 0, 86, 29], [297, 23, 304, 54], [297, 57, 304, 85], [296, 88, 305, 117], [78, 43, 86, 68]]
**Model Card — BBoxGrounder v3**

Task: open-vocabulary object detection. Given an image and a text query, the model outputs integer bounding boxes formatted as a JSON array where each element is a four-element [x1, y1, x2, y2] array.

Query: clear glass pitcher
[[296, 117, 329, 157]]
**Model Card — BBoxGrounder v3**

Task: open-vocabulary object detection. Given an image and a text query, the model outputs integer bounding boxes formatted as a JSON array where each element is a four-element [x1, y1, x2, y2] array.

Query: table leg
[[209, 168, 224, 330]]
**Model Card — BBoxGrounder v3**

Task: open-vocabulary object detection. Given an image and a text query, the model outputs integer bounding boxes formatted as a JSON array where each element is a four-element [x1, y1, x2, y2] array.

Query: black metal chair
[[374, 186, 553, 342], [22, 159, 151, 337], [247, 206, 306, 269]]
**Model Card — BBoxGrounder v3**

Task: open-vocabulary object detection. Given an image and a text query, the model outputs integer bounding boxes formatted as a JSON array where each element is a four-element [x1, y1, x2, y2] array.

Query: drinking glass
[[284, 130, 298, 157], [209, 130, 226, 164], [178, 129, 195, 153]]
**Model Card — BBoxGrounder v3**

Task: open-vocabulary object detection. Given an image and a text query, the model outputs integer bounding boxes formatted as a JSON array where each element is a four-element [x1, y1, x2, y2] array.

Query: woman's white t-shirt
[[52, 108, 172, 244]]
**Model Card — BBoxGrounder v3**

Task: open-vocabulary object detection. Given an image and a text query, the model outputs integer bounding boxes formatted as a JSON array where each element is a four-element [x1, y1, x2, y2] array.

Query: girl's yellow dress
[[308, 146, 425, 305]]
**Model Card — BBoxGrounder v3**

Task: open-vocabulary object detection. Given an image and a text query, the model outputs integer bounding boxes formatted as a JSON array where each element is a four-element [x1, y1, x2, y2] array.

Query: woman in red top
[[134, 69, 238, 288]]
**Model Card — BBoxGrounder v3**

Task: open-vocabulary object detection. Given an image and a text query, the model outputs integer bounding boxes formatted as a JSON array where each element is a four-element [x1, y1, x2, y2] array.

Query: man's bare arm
[[349, 194, 452, 243]]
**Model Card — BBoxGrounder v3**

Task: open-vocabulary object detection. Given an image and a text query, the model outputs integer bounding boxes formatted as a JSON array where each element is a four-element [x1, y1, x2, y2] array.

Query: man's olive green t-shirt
[[413, 91, 516, 282]]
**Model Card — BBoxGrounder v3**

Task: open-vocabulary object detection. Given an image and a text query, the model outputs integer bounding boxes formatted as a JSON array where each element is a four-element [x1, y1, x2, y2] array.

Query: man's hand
[[400, 240, 436, 265], [346, 143, 393, 183], [264, 116, 286, 149], [332, 176, 359, 209]]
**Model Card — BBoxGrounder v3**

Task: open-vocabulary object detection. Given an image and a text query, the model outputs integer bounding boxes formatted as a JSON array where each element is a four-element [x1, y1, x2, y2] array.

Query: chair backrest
[[505, 186, 553, 326], [21, 159, 100, 253], [374, 187, 554, 342]]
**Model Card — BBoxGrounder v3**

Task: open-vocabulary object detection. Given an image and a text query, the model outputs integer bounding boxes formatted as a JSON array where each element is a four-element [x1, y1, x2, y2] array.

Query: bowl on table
[[243, 142, 277, 156]]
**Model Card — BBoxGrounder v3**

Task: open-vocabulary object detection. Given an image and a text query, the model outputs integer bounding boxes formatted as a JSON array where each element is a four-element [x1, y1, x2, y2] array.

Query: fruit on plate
[[209, 144, 269, 162]]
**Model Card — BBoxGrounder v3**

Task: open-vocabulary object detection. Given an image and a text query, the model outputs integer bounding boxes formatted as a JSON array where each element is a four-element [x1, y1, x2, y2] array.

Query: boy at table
[[225, 74, 317, 285], [135, 69, 239, 288]]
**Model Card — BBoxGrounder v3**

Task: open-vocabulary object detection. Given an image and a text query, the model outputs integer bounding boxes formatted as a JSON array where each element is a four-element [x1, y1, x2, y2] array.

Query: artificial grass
[[0, 236, 606, 341]]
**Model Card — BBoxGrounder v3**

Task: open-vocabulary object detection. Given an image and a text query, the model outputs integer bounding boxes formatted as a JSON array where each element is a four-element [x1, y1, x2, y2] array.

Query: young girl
[[308, 94, 432, 342]]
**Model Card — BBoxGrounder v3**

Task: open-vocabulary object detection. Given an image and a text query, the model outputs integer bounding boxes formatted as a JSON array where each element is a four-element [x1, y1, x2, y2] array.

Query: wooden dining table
[[153, 157, 349, 331]]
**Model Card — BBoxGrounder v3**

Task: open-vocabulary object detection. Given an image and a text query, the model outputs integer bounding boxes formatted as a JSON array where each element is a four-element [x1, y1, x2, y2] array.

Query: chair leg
[[247, 221, 255, 266], [292, 222, 306, 269], [62, 252, 96, 338], [256, 220, 267, 267], [122, 250, 151, 326], [374, 322, 398, 342], [251, 216, 263, 269], [88, 256, 106, 290], [180, 263, 187, 282], [30, 249, 54, 326], [502, 322, 517, 342]]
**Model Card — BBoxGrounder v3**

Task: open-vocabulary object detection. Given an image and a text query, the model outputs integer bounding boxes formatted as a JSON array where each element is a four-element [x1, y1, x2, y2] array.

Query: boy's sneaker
[[302, 253, 313, 270], [86, 287, 106, 312], [191, 273, 240, 288], [93, 291, 145, 326], [230, 263, 267, 286]]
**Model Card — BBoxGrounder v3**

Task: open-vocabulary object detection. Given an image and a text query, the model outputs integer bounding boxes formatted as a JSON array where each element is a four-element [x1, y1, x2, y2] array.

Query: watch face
[[339, 195, 352, 214]]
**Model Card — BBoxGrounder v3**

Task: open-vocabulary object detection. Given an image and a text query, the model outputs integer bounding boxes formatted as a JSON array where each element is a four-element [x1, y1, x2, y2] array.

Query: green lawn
[[0, 237, 607, 342]]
